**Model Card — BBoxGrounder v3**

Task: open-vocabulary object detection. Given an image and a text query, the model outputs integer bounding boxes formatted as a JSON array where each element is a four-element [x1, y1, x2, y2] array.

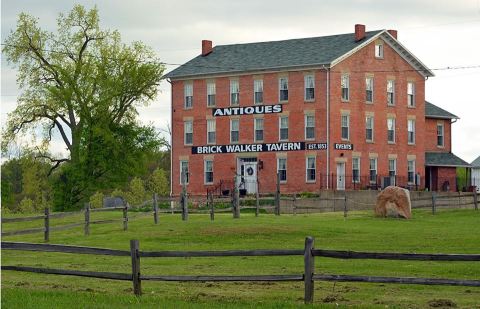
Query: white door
[[337, 162, 345, 190], [242, 162, 257, 194]]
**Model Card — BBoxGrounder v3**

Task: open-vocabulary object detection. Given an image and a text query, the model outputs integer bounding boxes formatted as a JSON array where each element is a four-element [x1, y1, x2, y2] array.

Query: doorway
[[336, 162, 345, 190], [238, 158, 258, 194]]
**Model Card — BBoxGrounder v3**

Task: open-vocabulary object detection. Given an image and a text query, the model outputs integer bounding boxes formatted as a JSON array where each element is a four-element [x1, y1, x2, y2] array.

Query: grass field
[[2, 209, 480, 308]]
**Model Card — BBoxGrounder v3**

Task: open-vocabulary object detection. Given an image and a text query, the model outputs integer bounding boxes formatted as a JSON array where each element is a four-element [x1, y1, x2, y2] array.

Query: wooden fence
[[2, 191, 478, 241], [2, 237, 480, 304]]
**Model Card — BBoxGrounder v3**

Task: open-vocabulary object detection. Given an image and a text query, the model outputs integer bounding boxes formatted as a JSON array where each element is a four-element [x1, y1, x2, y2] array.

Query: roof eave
[[425, 115, 460, 120], [425, 163, 471, 168]]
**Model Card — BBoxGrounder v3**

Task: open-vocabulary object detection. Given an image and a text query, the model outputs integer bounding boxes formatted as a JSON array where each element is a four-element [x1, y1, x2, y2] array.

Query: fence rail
[[2, 190, 478, 241], [2, 238, 480, 304]]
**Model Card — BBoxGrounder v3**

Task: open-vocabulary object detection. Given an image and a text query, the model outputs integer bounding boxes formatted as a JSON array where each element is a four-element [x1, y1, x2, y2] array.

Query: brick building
[[164, 24, 469, 196]]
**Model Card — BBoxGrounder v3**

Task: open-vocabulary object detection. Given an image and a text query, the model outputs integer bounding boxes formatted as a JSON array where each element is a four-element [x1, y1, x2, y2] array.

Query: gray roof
[[165, 30, 384, 79], [471, 156, 480, 168], [425, 152, 471, 167], [425, 101, 459, 119]]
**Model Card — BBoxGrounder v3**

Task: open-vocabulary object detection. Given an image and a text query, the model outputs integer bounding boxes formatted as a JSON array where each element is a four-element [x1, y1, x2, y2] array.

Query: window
[[184, 83, 193, 108], [254, 118, 264, 142], [230, 119, 239, 143], [366, 77, 374, 103], [366, 115, 374, 142], [230, 80, 239, 105], [305, 114, 315, 140], [387, 80, 395, 105], [387, 118, 395, 143], [407, 160, 415, 184], [341, 114, 349, 140], [207, 81, 216, 107], [279, 116, 289, 141], [341, 74, 349, 101], [306, 157, 316, 182], [407, 82, 415, 107], [437, 123, 444, 147], [254, 79, 263, 104], [180, 161, 189, 185], [369, 158, 377, 183], [408, 119, 415, 144], [204, 160, 213, 184], [304, 74, 315, 101], [184, 121, 193, 145], [388, 159, 396, 186], [207, 119, 216, 144], [352, 157, 360, 183], [279, 77, 288, 101], [277, 158, 287, 182], [375, 43, 384, 58]]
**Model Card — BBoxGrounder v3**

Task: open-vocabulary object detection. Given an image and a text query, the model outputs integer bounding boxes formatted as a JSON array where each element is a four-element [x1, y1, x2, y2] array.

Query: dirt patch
[[15, 281, 30, 287], [322, 294, 347, 303], [428, 299, 457, 307]]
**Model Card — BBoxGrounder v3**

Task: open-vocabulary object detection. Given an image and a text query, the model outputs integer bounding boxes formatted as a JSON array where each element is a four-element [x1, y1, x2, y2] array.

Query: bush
[[90, 191, 104, 209], [18, 197, 35, 213]]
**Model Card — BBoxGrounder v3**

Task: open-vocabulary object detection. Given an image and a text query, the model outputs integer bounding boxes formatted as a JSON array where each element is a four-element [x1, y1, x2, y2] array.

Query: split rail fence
[[2, 237, 480, 304]]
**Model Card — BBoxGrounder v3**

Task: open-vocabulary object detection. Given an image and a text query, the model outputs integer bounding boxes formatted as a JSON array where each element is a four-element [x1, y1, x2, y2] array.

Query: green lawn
[[2, 209, 480, 308]]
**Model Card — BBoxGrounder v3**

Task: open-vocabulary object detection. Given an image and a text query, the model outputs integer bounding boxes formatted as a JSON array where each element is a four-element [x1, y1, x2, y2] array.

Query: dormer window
[[375, 43, 384, 58]]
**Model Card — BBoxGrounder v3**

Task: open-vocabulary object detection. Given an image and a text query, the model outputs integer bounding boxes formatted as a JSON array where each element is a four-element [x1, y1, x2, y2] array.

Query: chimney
[[355, 24, 366, 41], [388, 29, 398, 39], [202, 40, 213, 56]]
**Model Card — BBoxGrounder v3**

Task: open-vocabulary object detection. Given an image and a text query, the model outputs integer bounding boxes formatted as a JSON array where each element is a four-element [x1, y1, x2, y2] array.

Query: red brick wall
[[171, 37, 427, 196], [436, 167, 457, 192], [424, 118, 451, 152]]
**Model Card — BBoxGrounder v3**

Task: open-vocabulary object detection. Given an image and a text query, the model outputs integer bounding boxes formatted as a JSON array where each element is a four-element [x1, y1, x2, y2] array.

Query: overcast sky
[[2, 0, 480, 162]]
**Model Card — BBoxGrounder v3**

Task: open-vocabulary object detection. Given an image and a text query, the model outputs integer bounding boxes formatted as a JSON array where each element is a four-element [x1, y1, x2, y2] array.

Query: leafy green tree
[[2, 5, 166, 210], [89, 191, 104, 209], [125, 177, 147, 207], [148, 168, 169, 196]]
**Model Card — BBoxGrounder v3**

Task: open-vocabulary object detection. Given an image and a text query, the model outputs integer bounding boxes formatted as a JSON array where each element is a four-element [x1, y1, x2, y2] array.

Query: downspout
[[326, 67, 330, 189], [168, 79, 173, 198]]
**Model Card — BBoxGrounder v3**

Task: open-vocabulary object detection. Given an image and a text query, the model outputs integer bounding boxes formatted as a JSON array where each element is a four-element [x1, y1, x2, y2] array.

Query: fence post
[[293, 193, 297, 216], [209, 191, 215, 221], [474, 190, 478, 210], [123, 203, 129, 231], [255, 183, 260, 217], [84, 203, 90, 236], [304, 236, 315, 304], [153, 193, 159, 225], [44, 207, 50, 242], [431, 191, 437, 215], [233, 175, 240, 219], [343, 194, 347, 218], [275, 172, 281, 216], [130, 239, 142, 296]]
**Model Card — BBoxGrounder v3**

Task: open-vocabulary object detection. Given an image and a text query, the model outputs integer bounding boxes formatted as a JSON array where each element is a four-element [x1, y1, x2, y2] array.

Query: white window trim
[[279, 116, 289, 141], [277, 157, 287, 183], [387, 80, 395, 106], [366, 77, 374, 103], [387, 118, 396, 144], [304, 74, 315, 101], [230, 119, 239, 144], [305, 156, 316, 183], [253, 79, 263, 105], [254, 117, 264, 142], [375, 43, 384, 58], [304, 114, 315, 140], [437, 123, 444, 147], [204, 160, 213, 185], [369, 158, 378, 183], [341, 114, 350, 141], [180, 160, 189, 185], [408, 119, 416, 145], [206, 119, 216, 144], [184, 82, 193, 109], [407, 82, 415, 107], [341, 73, 350, 102], [279, 77, 289, 102], [352, 157, 360, 183], [230, 79, 240, 106], [206, 81, 216, 107], [366, 116, 374, 142], [407, 160, 416, 184], [184, 121, 193, 145]]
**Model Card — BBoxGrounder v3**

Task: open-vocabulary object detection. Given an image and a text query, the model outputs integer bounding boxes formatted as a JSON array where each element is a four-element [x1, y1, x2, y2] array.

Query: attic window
[[375, 43, 384, 58]]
